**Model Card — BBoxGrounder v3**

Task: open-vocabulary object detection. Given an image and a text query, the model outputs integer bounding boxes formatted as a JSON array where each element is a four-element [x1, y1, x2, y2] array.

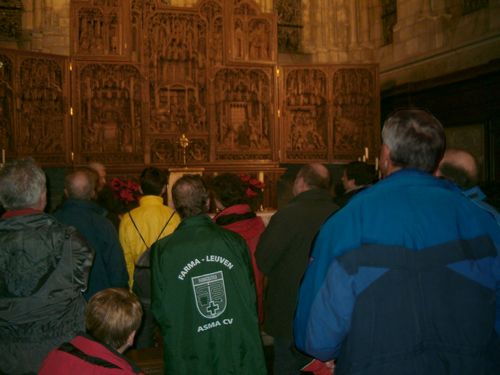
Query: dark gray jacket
[[0, 212, 93, 374], [255, 188, 338, 339]]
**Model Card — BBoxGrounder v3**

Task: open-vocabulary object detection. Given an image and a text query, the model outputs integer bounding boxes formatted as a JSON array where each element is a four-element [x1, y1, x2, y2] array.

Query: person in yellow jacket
[[119, 167, 180, 348]]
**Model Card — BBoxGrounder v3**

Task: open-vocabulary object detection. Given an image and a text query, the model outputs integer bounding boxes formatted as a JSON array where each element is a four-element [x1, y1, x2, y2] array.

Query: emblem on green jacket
[[192, 271, 227, 319]]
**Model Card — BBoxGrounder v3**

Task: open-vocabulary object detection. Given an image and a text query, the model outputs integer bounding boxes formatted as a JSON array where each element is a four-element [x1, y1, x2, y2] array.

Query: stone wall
[[378, 0, 500, 89]]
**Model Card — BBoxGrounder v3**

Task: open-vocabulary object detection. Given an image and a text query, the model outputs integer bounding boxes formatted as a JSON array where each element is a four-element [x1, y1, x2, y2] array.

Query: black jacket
[[0, 212, 93, 374], [255, 188, 338, 339], [54, 199, 129, 299]]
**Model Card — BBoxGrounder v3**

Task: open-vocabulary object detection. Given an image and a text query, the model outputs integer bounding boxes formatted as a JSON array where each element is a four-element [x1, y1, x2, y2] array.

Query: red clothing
[[213, 204, 266, 323], [2, 208, 41, 218], [38, 334, 144, 374]]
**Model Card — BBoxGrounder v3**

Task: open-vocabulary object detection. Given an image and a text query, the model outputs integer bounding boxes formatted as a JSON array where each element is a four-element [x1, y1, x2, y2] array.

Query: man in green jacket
[[151, 174, 267, 375]]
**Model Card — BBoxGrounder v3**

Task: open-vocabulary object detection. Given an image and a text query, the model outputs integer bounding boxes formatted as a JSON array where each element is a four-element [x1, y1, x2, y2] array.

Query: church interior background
[[0, 0, 499, 209]]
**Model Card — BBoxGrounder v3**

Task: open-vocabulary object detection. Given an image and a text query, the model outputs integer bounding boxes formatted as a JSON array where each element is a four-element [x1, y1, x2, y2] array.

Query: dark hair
[[85, 288, 142, 350], [172, 174, 209, 218], [210, 173, 247, 207], [296, 163, 331, 190], [344, 161, 375, 186], [140, 167, 167, 196], [382, 109, 446, 173]]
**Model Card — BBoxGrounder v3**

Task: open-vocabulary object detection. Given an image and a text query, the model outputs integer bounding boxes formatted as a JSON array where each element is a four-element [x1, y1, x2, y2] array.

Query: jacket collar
[[290, 188, 332, 204], [2, 208, 42, 219], [138, 195, 165, 207], [61, 198, 106, 215]]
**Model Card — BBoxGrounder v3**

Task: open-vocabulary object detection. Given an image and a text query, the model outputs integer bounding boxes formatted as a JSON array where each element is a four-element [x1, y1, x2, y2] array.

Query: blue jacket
[[54, 199, 129, 299], [464, 185, 500, 225], [294, 169, 500, 375]]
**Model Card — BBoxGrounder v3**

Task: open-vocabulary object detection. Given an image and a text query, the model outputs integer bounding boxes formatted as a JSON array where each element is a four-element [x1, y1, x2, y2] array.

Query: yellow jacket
[[119, 195, 180, 288]]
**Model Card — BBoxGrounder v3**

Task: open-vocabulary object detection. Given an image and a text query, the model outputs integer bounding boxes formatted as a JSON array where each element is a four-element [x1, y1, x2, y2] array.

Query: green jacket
[[151, 215, 267, 375]]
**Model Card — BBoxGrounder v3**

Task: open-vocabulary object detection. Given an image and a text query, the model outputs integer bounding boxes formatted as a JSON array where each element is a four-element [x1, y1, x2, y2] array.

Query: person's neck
[[345, 185, 364, 194], [383, 165, 401, 178]]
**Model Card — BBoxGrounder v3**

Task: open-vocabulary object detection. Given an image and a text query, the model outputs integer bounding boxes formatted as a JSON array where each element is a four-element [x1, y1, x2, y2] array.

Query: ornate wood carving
[[274, 0, 302, 53], [1, 0, 380, 173], [332, 67, 379, 160], [213, 67, 274, 160], [463, 0, 489, 15], [227, 0, 277, 64], [283, 68, 328, 160], [74, 62, 144, 164], [144, 6, 211, 165], [199, 0, 225, 67], [381, 0, 397, 45], [72, 0, 131, 58], [0, 53, 14, 152], [281, 65, 379, 162], [0, 1, 22, 41], [17, 55, 69, 163]]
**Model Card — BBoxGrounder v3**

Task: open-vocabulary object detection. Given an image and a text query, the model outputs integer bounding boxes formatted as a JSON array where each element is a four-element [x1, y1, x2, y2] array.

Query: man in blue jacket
[[54, 167, 129, 299], [294, 109, 500, 375]]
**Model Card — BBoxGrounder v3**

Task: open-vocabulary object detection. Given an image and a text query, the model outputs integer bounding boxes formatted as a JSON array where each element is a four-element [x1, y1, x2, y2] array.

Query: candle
[[362, 155, 366, 162], [364, 147, 369, 160], [375, 157, 379, 171], [258, 171, 264, 184], [71, 152, 74, 162]]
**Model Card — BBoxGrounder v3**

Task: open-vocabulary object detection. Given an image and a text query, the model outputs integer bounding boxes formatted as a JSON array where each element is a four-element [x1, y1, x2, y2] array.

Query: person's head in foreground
[[86, 288, 143, 353], [172, 174, 209, 219], [379, 109, 446, 178]]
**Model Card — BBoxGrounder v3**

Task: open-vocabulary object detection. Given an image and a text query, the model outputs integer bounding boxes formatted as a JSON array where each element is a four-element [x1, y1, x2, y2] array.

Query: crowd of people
[[0, 108, 499, 375]]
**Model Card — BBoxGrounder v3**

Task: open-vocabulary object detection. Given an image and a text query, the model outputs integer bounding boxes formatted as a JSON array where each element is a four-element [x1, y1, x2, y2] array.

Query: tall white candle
[[375, 157, 379, 171], [364, 147, 369, 160], [258, 171, 264, 183]]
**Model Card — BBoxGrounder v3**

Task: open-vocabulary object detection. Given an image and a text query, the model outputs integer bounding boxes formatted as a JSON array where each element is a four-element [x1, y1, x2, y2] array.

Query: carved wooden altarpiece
[[0, 0, 380, 208], [0, 50, 70, 163]]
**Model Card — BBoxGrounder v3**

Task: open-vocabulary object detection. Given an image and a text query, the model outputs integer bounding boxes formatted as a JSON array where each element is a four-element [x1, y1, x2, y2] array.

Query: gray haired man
[[0, 158, 93, 374]]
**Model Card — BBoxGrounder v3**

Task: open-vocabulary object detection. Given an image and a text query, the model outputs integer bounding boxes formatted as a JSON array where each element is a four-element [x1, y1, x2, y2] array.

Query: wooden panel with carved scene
[[72, 61, 145, 166], [143, 4, 212, 165], [212, 66, 276, 161], [226, 0, 277, 65], [280, 64, 380, 163], [0, 52, 15, 157], [71, 0, 131, 59], [331, 65, 380, 162], [7, 51, 71, 165]]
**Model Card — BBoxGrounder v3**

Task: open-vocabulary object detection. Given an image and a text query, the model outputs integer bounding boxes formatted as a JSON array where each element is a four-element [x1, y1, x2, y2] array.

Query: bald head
[[88, 162, 107, 191], [293, 163, 331, 196], [65, 168, 97, 200], [437, 149, 478, 189]]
